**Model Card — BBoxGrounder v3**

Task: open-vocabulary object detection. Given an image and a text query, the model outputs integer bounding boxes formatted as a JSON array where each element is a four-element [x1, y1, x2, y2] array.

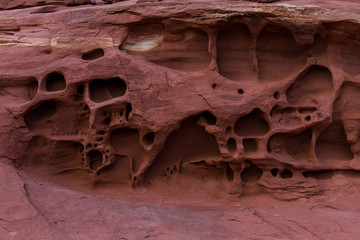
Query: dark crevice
[[82, 48, 104, 60], [125, 103, 132, 121]]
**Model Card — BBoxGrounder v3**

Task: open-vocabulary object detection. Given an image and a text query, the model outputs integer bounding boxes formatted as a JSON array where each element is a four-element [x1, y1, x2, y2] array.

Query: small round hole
[[273, 91, 280, 99], [143, 132, 155, 146], [238, 89, 244, 94], [305, 115, 311, 121], [212, 83, 217, 89], [270, 168, 278, 177]]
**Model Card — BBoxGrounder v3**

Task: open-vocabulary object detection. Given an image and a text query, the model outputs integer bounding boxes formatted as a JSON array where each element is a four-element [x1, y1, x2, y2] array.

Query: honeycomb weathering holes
[[234, 109, 270, 137], [89, 78, 127, 103], [11, 15, 360, 200], [45, 72, 66, 92]]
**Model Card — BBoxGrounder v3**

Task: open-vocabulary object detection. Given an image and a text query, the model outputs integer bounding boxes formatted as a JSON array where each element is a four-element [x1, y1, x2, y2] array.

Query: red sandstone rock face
[[1, 0, 360, 238]]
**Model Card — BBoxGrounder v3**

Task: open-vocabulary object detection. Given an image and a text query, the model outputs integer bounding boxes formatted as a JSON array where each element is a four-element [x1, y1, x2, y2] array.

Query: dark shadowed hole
[[273, 91, 280, 99], [341, 170, 360, 178], [227, 138, 237, 154], [88, 150, 103, 170], [108, 78, 127, 98], [270, 168, 278, 177], [202, 111, 217, 125], [89, 78, 126, 102], [103, 117, 111, 127], [77, 85, 84, 95], [125, 103, 132, 121], [281, 169, 293, 179], [305, 115, 311, 121], [24, 101, 57, 129], [28, 80, 38, 100], [302, 170, 334, 180], [241, 163, 263, 183], [82, 48, 104, 60], [45, 72, 66, 92], [298, 107, 317, 114], [226, 127, 232, 135], [96, 131, 105, 135], [212, 83, 217, 89], [89, 80, 108, 102], [238, 89, 244, 94], [143, 132, 155, 146], [226, 164, 234, 181], [78, 145, 84, 153]]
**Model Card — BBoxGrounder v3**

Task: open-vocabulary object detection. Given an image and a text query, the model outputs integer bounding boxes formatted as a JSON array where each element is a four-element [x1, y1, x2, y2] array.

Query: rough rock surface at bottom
[[2, 160, 360, 240]]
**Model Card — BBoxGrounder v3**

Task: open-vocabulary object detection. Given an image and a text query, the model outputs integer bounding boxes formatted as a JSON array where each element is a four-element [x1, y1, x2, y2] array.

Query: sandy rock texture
[[1, 0, 360, 239]]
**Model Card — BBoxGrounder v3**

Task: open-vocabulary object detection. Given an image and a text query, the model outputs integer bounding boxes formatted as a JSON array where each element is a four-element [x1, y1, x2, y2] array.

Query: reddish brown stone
[[1, 0, 360, 239]]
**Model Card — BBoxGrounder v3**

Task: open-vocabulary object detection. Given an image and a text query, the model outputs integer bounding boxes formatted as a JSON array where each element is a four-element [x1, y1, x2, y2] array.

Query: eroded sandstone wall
[[1, 0, 360, 200]]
